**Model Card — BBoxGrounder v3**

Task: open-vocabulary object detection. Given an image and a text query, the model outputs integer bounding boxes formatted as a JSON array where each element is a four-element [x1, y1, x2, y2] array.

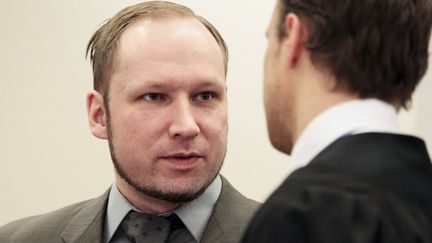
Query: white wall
[[1, 0, 431, 226]]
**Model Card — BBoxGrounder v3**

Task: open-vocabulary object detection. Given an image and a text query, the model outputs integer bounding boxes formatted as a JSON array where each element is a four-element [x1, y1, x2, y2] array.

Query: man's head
[[85, 1, 228, 211], [264, 0, 432, 153]]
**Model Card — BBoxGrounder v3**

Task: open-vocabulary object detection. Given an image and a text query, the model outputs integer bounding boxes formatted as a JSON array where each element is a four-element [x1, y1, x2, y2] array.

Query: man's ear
[[86, 90, 108, 139], [281, 13, 306, 67]]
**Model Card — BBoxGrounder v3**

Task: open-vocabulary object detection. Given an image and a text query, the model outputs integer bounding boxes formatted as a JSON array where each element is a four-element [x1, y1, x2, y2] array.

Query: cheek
[[109, 110, 168, 153], [204, 119, 227, 168], [264, 76, 277, 114], [264, 49, 278, 98], [264, 79, 284, 132], [264, 51, 271, 79], [200, 108, 228, 144]]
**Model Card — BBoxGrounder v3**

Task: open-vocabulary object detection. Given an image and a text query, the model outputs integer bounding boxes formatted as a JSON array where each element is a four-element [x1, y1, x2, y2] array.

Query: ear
[[281, 13, 306, 67], [86, 90, 108, 139]]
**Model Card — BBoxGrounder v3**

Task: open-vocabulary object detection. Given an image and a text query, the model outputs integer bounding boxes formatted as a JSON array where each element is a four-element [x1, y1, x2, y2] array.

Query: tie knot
[[165, 213, 184, 231], [121, 211, 171, 242]]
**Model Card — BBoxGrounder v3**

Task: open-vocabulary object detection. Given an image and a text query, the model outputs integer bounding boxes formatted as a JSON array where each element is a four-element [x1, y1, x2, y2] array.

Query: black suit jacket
[[242, 133, 432, 243]]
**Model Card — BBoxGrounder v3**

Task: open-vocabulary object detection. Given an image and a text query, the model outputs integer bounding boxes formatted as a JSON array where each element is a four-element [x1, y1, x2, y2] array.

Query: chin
[[271, 136, 293, 155], [149, 186, 206, 204], [116, 175, 207, 204], [142, 175, 215, 204], [266, 110, 295, 155], [267, 125, 294, 155]]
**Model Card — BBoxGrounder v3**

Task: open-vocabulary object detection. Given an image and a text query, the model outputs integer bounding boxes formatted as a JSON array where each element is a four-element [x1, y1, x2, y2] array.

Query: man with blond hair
[[0, 1, 258, 242], [242, 0, 432, 242]]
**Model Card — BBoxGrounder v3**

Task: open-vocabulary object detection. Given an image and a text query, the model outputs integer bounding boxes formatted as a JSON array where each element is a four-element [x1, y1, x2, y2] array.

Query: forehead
[[110, 17, 225, 89]]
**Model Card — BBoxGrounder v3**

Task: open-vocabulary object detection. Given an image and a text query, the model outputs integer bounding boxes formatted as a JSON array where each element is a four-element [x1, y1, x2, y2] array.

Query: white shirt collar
[[104, 175, 222, 242], [290, 99, 399, 170]]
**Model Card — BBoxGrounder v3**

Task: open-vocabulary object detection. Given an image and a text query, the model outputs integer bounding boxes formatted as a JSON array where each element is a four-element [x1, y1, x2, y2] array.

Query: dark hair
[[86, 1, 228, 95], [279, 0, 432, 108]]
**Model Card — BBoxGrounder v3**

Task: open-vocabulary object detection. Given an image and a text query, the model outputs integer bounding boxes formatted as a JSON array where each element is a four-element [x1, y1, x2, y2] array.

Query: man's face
[[106, 17, 227, 203], [264, 2, 296, 154]]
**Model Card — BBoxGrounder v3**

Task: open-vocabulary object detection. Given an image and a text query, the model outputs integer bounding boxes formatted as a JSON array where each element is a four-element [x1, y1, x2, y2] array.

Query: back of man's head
[[278, 0, 432, 109]]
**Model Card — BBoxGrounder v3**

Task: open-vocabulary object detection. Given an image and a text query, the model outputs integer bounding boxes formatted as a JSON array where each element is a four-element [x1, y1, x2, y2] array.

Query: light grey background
[[1, 0, 431, 226]]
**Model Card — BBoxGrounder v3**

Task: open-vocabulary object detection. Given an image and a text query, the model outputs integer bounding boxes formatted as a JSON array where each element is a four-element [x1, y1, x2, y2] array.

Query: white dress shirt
[[290, 99, 400, 170]]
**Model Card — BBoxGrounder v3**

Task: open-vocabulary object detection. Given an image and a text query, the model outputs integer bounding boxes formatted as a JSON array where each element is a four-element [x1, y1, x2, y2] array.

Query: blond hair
[[86, 1, 228, 94]]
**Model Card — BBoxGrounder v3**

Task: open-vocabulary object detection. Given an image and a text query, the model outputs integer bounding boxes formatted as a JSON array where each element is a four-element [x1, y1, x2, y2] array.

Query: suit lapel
[[61, 190, 109, 243], [201, 176, 259, 243], [200, 215, 225, 242], [200, 177, 230, 243]]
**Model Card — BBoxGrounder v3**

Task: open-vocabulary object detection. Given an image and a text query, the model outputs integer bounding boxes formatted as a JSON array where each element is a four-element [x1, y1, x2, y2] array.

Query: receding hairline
[[114, 16, 226, 76], [86, 5, 229, 95], [109, 16, 227, 87]]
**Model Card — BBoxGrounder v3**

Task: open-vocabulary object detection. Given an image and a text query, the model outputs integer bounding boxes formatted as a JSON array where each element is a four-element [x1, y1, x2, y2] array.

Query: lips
[[160, 152, 203, 169]]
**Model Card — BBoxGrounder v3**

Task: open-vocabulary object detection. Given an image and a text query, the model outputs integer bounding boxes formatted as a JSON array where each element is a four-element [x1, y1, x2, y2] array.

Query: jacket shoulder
[[0, 193, 108, 243]]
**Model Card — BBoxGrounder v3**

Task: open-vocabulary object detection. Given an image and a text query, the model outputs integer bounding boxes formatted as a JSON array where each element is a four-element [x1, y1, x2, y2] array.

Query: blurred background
[[1, 0, 431, 226]]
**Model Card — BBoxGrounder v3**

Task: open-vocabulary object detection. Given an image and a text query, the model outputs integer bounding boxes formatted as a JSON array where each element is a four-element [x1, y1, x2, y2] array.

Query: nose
[[168, 100, 200, 139]]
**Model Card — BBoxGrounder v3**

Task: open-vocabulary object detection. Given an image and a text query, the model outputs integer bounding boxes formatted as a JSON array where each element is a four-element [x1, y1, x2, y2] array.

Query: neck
[[115, 175, 181, 215]]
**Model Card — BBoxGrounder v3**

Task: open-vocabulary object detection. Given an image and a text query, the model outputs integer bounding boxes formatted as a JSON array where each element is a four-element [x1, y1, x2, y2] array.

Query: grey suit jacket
[[0, 176, 259, 243]]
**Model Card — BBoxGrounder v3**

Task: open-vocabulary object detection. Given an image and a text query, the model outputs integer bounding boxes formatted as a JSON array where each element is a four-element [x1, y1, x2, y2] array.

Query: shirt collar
[[104, 175, 222, 243], [290, 99, 399, 170]]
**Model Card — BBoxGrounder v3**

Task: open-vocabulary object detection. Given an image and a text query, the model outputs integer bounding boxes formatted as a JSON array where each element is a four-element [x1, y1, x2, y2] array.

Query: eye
[[142, 93, 165, 101], [195, 91, 217, 101]]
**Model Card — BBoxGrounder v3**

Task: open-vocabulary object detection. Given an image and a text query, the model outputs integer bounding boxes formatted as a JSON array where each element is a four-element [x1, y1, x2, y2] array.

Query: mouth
[[160, 153, 203, 169]]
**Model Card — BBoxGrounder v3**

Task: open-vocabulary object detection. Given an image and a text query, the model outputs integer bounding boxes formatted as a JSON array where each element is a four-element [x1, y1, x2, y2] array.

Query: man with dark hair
[[0, 1, 258, 242], [242, 0, 432, 242]]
